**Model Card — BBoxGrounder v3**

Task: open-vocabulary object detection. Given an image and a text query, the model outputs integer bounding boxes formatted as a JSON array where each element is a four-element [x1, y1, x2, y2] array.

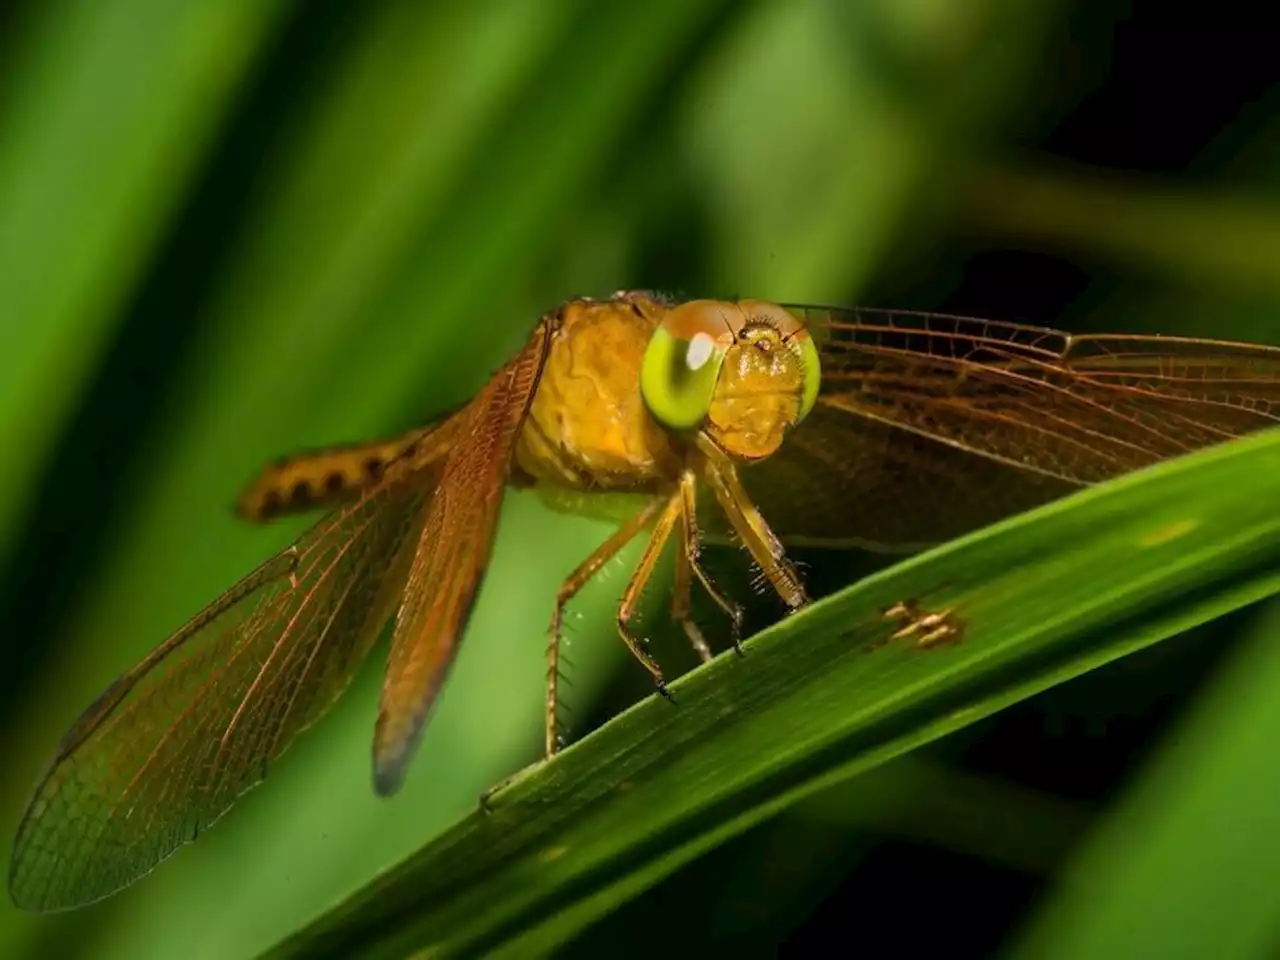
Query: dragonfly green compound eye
[[641, 326, 727, 430], [792, 330, 821, 422]]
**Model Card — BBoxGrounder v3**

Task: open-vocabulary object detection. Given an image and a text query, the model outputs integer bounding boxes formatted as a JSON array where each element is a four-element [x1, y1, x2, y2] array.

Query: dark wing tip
[[372, 697, 434, 798], [372, 735, 417, 798], [372, 765, 405, 798]]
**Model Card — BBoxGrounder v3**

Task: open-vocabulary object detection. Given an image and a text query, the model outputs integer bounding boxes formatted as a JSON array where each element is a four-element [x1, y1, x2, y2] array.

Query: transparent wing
[[9, 451, 438, 911], [372, 315, 553, 793], [724, 307, 1280, 550]]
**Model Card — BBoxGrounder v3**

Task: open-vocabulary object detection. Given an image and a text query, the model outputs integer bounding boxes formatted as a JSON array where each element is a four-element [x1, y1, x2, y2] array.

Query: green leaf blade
[[266, 430, 1280, 959]]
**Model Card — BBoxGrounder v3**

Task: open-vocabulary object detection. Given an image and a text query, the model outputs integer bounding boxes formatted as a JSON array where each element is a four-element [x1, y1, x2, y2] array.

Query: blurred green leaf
[[264, 430, 1280, 958], [572, 756, 1089, 950], [798, 755, 1090, 877], [962, 160, 1280, 297], [0, 0, 292, 556], [1013, 597, 1280, 960]]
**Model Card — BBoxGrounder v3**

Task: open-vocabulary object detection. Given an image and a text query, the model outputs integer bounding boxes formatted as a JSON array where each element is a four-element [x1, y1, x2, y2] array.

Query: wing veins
[[215, 510, 377, 759], [826, 334, 1249, 478], [110, 511, 373, 835]]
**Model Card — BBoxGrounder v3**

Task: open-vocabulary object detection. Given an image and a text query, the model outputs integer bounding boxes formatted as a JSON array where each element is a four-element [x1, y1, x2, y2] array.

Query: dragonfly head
[[640, 299, 820, 461]]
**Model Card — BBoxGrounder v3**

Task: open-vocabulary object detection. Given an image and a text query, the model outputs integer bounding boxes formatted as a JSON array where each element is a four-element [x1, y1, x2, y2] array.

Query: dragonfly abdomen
[[236, 426, 446, 521]]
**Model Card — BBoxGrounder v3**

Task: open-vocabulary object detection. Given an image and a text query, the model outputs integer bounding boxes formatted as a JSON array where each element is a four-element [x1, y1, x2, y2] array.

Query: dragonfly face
[[10, 289, 1280, 912], [639, 297, 821, 462]]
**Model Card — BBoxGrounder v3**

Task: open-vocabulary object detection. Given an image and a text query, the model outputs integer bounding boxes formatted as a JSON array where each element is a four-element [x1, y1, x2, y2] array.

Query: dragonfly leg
[[670, 543, 710, 663], [545, 494, 667, 756], [616, 492, 685, 696], [673, 470, 744, 658], [695, 436, 809, 611]]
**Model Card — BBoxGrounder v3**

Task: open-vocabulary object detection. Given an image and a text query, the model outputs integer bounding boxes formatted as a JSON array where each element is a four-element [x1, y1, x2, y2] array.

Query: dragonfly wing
[[718, 308, 1280, 551], [717, 398, 1078, 551], [372, 317, 553, 795], [802, 307, 1280, 479], [9, 448, 440, 912]]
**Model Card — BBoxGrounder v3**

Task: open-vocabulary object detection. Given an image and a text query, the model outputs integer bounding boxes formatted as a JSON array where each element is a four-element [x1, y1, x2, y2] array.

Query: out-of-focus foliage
[[0, 0, 1276, 957], [1014, 595, 1280, 960]]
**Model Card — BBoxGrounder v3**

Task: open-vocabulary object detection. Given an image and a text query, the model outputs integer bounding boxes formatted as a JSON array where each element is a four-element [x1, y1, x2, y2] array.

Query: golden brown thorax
[[514, 292, 677, 490], [513, 293, 811, 491]]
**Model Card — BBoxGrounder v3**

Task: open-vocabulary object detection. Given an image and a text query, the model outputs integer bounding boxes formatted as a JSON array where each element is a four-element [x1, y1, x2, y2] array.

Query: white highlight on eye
[[686, 332, 715, 371]]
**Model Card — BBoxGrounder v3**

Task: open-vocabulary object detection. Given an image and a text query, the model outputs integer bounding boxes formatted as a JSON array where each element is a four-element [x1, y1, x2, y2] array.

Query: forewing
[[372, 317, 553, 794], [10, 456, 437, 911], [718, 400, 1077, 551], [722, 308, 1280, 550]]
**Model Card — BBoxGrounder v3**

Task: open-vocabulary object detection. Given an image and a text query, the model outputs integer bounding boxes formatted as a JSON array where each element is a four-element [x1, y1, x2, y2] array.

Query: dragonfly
[[9, 290, 1280, 911]]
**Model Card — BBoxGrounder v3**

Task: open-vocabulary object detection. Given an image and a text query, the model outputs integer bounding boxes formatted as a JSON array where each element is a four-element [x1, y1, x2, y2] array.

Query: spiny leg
[[695, 436, 809, 611], [673, 469, 745, 658], [545, 495, 668, 757], [616, 492, 686, 697], [671, 542, 712, 664]]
